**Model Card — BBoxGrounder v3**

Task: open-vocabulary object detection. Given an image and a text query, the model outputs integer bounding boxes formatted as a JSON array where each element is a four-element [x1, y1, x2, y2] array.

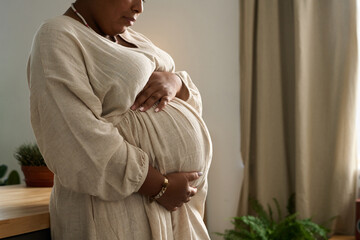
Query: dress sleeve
[[174, 71, 203, 116], [27, 24, 149, 201]]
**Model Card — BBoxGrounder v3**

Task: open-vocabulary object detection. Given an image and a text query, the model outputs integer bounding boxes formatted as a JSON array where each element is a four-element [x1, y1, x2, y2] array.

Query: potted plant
[[14, 143, 53, 187], [217, 194, 331, 240], [0, 164, 20, 186]]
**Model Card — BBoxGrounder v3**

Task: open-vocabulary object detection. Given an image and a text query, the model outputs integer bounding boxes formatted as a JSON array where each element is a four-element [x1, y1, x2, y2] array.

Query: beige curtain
[[239, 0, 358, 234]]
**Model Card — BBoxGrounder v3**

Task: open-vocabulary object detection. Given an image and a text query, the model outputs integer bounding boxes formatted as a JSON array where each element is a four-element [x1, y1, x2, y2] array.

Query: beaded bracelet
[[149, 177, 169, 202]]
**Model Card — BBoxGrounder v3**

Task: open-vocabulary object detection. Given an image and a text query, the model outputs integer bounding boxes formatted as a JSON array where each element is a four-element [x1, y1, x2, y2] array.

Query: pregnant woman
[[27, 0, 212, 239]]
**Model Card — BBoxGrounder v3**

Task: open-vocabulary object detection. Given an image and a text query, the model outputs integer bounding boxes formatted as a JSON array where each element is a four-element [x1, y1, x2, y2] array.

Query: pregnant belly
[[114, 98, 212, 175]]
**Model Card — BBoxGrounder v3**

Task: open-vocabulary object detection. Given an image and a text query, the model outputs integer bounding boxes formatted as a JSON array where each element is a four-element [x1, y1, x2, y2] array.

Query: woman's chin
[[111, 26, 128, 35]]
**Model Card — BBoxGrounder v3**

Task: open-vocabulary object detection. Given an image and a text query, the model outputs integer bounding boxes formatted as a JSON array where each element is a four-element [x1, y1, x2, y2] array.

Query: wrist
[[149, 176, 169, 202], [138, 165, 165, 197]]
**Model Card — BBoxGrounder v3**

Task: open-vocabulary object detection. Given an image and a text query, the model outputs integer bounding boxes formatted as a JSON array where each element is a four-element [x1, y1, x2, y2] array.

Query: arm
[[28, 25, 149, 201]]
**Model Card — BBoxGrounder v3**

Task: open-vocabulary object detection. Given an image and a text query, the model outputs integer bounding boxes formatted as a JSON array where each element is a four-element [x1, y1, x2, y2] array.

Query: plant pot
[[21, 166, 54, 187]]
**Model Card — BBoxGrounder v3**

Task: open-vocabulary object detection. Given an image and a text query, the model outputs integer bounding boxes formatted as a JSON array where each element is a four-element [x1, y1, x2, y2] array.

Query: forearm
[[137, 165, 165, 197], [137, 163, 201, 211]]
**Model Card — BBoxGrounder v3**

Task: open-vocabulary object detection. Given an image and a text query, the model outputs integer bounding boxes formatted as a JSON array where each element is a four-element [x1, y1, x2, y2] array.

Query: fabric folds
[[239, 0, 357, 234]]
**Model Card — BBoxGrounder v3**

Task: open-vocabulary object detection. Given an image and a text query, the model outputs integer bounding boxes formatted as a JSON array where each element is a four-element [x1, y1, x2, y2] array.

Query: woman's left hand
[[130, 71, 189, 112]]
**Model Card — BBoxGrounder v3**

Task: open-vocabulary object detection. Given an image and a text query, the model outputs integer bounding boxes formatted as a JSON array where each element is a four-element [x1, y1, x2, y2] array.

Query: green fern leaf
[[249, 198, 271, 227], [240, 216, 268, 240], [298, 219, 329, 239], [216, 227, 255, 240], [286, 193, 296, 215], [273, 198, 283, 222], [267, 203, 273, 223], [218, 194, 333, 240]]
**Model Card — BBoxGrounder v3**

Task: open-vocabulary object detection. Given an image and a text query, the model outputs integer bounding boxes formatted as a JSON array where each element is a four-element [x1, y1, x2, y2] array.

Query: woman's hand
[[138, 166, 201, 211], [130, 71, 189, 112], [156, 171, 201, 211]]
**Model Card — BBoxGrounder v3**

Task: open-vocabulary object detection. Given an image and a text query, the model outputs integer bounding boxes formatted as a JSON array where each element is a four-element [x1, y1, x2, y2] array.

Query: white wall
[[0, 0, 242, 238]]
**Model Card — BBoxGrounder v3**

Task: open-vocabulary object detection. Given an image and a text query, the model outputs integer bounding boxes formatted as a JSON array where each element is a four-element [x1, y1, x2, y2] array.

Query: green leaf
[[272, 214, 301, 240], [297, 223, 315, 240], [218, 194, 333, 240], [14, 143, 45, 166], [249, 198, 271, 227], [273, 198, 282, 222], [6, 170, 20, 185], [298, 218, 329, 239], [240, 216, 268, 240], [267, 203, 273, 223], [286, 193, 296, 215], [217, 228, 255, 240], [0, 164, 8, 178], [320, 215, 337, 231]]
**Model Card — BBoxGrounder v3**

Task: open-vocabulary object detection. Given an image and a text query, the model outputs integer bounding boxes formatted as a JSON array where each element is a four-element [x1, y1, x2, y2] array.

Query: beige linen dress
[[27, 16, 212, 240]]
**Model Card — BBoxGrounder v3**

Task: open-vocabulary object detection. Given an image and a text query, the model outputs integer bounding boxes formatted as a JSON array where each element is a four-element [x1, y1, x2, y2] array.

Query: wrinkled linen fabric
[[27, 15, 212, 240]]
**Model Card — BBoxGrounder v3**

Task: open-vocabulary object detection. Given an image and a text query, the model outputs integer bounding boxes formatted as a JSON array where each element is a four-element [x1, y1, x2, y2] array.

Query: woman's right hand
[[138, 166, 201, 211], [156, 172, 201, 211]]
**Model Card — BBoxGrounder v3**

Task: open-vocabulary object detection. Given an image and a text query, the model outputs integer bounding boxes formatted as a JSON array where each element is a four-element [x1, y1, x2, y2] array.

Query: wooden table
[[0, 185, 355, 239], [0, 185, 52, 239], [330, 237, 355, 240]]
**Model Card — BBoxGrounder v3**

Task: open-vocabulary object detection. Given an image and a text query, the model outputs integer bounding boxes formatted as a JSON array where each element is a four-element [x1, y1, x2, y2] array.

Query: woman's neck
[[63, 7, 137, 48], [64, 2, 107, 37]]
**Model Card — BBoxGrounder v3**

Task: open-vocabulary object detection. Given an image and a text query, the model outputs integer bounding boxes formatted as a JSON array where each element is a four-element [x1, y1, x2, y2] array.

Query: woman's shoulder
[[30, 16, 90, 59], [38, 16, 78, 32], [34, 16, 84, 42]]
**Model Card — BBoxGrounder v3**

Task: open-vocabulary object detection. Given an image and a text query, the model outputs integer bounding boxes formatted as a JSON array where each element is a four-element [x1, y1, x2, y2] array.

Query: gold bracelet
[[149, 177, 169, 203]]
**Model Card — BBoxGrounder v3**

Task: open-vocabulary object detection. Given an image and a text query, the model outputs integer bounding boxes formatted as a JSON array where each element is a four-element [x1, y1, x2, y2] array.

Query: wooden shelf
[[330, 236, 355, 240], [0, 185, 52, 238]]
